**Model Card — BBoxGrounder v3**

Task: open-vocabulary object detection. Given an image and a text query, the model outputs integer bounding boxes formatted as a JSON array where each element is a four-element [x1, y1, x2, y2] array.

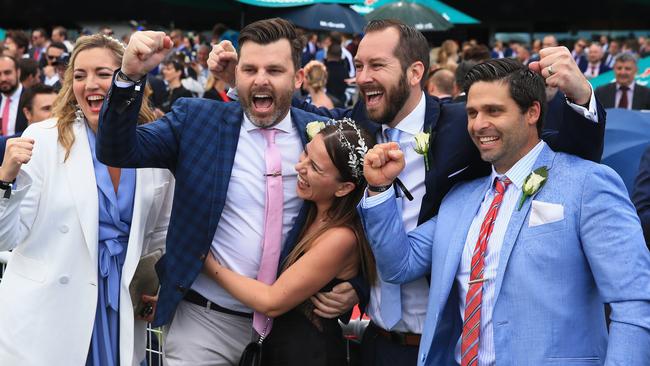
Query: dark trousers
[[360, 323, 418, 366]]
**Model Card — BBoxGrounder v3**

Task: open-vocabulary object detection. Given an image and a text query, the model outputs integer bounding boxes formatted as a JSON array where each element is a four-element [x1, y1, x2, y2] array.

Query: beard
[[0, 79, 18, 95], [241, 86, 293, 128], [362, 72, 410, 125]]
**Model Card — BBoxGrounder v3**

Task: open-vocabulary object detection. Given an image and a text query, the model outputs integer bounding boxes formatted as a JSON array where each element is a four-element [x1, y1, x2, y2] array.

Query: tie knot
[[384, 128, 401, 143], [260, 128, 278, 146], [494, 177, 511, 195], [619, 85, 629, 92]]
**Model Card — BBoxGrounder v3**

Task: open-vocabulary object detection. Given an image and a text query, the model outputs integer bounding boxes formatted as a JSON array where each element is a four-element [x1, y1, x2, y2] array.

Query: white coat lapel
[[121, 168, 154, 286], [492, 145, 557, 303], [62, 121, 99, 263]]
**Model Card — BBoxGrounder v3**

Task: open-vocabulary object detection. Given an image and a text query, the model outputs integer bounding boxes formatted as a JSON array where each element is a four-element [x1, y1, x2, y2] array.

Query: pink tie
[[1, 96, 11, 136], [253, 128, 284, 335]]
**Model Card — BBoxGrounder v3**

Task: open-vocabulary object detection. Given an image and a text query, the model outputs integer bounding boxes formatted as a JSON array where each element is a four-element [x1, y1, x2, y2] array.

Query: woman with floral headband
[[203, 119, 377, 366], [0, 34, 174, 366]]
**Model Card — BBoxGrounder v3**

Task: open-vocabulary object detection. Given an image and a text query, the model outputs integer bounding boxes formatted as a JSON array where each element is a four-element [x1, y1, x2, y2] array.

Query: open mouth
[[478, 136, 500, 146], [297, 174, 310, 188], [252, 93, 274, 113], [86, 95, 105, 113], [363, 89, 384, 107]]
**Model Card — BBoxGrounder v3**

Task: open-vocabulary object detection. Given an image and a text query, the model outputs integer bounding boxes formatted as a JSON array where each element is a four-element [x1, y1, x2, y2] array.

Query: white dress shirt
[[191, 112, 304, 312], [583, 62, 602, 78], [0, 84, 22, 135], [453, 141, 546, 366], [615, 82, 635, 110], [366, 92, 430, 333]]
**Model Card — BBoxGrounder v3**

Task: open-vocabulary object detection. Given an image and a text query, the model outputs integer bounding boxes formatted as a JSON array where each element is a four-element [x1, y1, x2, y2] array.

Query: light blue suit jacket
[[360, 145, 650, 365]]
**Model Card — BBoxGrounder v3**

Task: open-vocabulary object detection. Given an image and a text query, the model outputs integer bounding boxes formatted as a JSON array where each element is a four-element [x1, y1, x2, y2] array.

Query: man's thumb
[[221, 40, 236, 53]]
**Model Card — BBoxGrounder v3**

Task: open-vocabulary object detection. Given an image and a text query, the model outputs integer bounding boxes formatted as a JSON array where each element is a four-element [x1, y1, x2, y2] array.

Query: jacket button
[[59, 275, 70, 284], [176, 284, 186, 293], [59, 225, 69, 233]]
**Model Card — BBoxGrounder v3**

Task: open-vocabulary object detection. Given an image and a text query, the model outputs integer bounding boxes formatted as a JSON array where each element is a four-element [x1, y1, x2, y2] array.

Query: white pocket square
[[529, 200, 564, 227]]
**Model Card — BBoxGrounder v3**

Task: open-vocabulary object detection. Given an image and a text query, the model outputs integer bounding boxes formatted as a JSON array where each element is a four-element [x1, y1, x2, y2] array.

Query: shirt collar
[[382, 91, 427, 137], [488, 140, 547, 191], [616, 82, 636, 92], [243, 109, 293, 134]]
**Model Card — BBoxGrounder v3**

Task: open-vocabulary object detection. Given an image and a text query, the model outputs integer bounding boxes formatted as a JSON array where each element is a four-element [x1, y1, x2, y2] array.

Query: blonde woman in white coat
[[0, 34, 174, 366]]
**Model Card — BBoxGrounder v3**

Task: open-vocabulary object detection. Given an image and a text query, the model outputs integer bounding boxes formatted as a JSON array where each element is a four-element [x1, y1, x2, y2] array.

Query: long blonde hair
[[52, 34, 155, 161]]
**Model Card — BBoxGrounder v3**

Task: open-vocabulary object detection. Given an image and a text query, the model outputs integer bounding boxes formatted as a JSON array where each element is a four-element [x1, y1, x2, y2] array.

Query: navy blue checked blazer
[[97, 78, 330, 327]]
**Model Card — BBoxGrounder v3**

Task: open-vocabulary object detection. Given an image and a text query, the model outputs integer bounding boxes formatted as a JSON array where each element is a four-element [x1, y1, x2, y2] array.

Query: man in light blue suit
[[360, 58, 650, 366]]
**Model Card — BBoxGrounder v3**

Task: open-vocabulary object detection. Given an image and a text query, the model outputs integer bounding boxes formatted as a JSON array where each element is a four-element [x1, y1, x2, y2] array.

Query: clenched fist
[[528, 46, 592, 106], [363, 142, 405, 193], [121, 31, 174, 81], [0, 137, 35, 182], [207, 40, 238, 87]]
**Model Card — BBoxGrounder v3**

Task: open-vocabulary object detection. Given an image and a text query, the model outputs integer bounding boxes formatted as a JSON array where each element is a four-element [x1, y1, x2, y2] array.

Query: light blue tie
[[380, 127, 403, 329]]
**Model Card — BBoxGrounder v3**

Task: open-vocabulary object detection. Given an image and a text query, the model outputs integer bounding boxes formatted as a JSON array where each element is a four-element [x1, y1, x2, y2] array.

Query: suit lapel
[[63, 121, 99, 261], [492, 145, 558, 303], [208, 102, 243, 237], [437, 178, 489, 311], [418, 96, 442, 224]]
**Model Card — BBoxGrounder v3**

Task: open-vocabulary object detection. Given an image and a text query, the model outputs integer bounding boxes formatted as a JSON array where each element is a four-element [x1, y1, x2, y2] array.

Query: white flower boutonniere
[[518, 166, 548, 210], [306, 121, 326, 141], [413, 131, 431, 171]]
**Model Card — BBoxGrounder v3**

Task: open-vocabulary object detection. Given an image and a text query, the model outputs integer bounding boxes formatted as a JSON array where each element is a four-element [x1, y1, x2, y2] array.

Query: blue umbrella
[[281, 3, 367, 33], [601, 108, 650, 194]]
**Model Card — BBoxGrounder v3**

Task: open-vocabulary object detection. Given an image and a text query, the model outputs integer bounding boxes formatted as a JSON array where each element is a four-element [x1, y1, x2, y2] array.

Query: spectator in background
[[191, 44, 211, 87], [330, 32, 355, 78], [0, 55, 28, 136], [425, 68, 455, 103], [170, 29, 191, 58], [160, 59, 193, 113], [19, 83, 57, 125], [303, 60, 335, 109], [600, 34, 610, 53], [437, 39, 459, 68], [490, 40, 512, 59], [346, 34, 362, 57], [18, 58, 41, 88], [462, 44, 490, 63], [203, 74, 230, 102], [29, 28, 48, 63], [580, 43, 610, 79], [0, 84, 56, 161], [43, 41, 68, 89], [622, 38, 640, 55], [531, 39, 542, 58], [516, 45, 538, 66], [323, 43, 348, 106], [632, 145, 650, 251], [302, 32, 318, 67], [595, 53, 650, 110], [571, 38, 588, 62], [51, 26, 74, 52], [641, 38, 650, 58], [453, 60, 479, 103], [2, 30, 29, 59], [604, 40, 621, 68], [99, 26, 114, 37], [542, 34, 558, 49], [211, 23, 228, 45]]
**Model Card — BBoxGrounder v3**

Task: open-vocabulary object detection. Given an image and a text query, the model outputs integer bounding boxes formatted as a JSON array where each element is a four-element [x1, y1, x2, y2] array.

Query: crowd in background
[[2, 24, 650, 142]]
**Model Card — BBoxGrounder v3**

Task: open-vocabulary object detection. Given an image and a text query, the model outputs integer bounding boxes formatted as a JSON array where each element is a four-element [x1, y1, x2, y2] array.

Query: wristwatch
[[116, 69, 145, 85], [367, 183, 393, 193], [0, 180, 12, 199]]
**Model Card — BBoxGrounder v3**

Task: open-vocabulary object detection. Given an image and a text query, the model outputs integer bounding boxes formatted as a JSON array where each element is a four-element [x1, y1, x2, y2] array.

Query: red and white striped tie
[[461, 177, 511, 366]]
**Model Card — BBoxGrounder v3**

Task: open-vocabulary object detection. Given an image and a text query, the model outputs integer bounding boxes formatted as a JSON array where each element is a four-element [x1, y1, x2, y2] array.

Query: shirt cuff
[[361, 187, 396, 209], [227, 87, 239, 101], [566, 86, 598, 123], [114, 79, 134, 88]]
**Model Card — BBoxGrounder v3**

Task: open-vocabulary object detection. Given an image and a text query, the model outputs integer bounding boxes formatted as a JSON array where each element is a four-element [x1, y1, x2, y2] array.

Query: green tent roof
[[352, 0, 479, 25]]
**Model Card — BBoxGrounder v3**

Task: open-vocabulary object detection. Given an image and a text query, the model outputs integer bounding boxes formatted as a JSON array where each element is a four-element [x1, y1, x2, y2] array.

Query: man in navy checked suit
[[97, 19, 334, 365]]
